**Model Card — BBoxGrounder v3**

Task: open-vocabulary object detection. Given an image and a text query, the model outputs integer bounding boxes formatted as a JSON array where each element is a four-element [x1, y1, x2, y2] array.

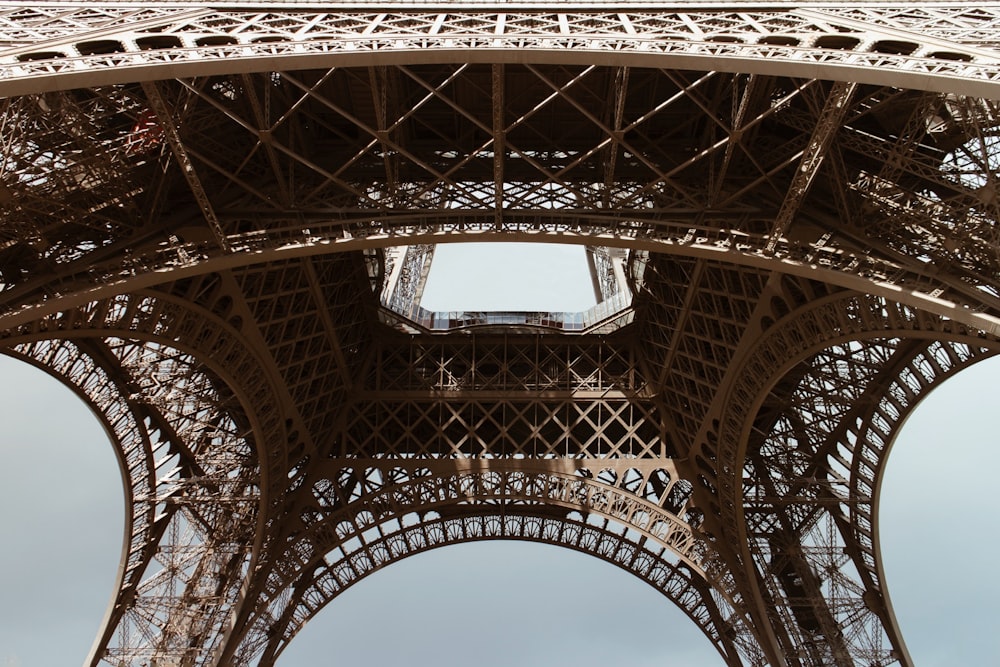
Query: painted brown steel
[[2, 3, 1000, 666]]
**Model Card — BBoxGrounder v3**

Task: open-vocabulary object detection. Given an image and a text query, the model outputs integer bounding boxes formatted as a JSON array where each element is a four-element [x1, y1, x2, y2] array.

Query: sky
[[0, 243, 998, 666]]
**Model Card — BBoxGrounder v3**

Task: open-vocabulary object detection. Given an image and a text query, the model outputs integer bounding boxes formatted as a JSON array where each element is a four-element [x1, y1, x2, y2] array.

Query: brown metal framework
[[2, 2, 1000, 665]]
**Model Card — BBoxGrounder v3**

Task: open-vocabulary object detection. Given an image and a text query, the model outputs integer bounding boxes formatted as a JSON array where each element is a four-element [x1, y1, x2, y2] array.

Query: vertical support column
[[492, 63, 505, 230]]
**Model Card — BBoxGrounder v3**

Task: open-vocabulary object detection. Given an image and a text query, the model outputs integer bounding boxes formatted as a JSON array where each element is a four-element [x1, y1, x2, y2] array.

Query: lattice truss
[[7, 334, 260, 665], [742, 334, 990, 666], [2, 2, 1000, 667]]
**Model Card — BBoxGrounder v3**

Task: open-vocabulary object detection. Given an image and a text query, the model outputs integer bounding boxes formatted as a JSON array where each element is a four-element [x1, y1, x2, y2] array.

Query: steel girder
[[2, 2, 1000, 666]]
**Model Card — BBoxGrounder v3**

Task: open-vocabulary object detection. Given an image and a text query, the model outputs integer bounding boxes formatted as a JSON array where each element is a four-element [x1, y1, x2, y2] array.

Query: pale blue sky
[[420, 242, 598, 312], [0, 244, 997, 666]]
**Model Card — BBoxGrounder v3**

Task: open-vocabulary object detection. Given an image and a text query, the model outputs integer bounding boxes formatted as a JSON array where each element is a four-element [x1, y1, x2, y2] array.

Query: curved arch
[[719, 289, 1000, 543], [263, 512, 753, 667], [0, 288, 288, 489], [5, 336, 262, 666], [4, 226, 999, 350], [0, 353, 122, 665], [235, 467, 728, 621], [2, 63, 999, 339], [713, 289, 1000, 664], [274, 538, 726, 667], [742, 336, 990, 665], [2, 9, 1000, 100], [0, 289, 290, 667], [0, 344, 141, 663], [877, 355, 1000, 664], [220, 465, 755, 663], [230, 461, 765, 667], [3, 6, 1000, 665], [857, 341, 989, 663]]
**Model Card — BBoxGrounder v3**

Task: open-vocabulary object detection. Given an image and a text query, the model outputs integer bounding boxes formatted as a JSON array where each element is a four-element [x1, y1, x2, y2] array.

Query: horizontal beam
[[2, 8, 1000, 99]]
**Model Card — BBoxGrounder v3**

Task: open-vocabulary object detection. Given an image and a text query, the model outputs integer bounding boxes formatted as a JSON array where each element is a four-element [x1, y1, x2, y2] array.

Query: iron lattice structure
[[2, 1, 1000, 665]]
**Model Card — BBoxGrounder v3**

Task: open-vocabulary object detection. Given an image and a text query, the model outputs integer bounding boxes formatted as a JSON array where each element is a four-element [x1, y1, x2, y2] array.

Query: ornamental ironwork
[[2, 2, 1000, 665]]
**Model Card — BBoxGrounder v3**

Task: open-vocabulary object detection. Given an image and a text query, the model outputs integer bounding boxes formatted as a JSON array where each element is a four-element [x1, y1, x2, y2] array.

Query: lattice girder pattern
[[743, 336, 989, 665], [2, 65, 1000, 337], [234, 463, 755, 665], [4, 3, 1000, 667], [710, 285, 998, 665], [3, 4, 1000, 100], [343, 333, 663, 458], [4, 335, 262, 665]]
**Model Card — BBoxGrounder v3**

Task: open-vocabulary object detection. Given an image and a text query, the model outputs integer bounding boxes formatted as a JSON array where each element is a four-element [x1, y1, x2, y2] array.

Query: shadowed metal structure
[[2, 1, 999, 665]]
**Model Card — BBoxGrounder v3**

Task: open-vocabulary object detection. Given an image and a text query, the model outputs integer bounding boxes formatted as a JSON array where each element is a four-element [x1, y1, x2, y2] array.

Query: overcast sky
[[0, 244, 997, 666]]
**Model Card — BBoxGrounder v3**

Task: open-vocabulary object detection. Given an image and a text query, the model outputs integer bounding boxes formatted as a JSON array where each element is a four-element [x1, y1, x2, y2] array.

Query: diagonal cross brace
[[766, 80, 857, 254], [141, 80, 231, 253]]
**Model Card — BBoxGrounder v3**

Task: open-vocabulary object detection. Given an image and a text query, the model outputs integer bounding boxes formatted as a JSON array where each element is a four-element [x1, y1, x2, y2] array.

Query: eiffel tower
[[2, 2, 999, 665]]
